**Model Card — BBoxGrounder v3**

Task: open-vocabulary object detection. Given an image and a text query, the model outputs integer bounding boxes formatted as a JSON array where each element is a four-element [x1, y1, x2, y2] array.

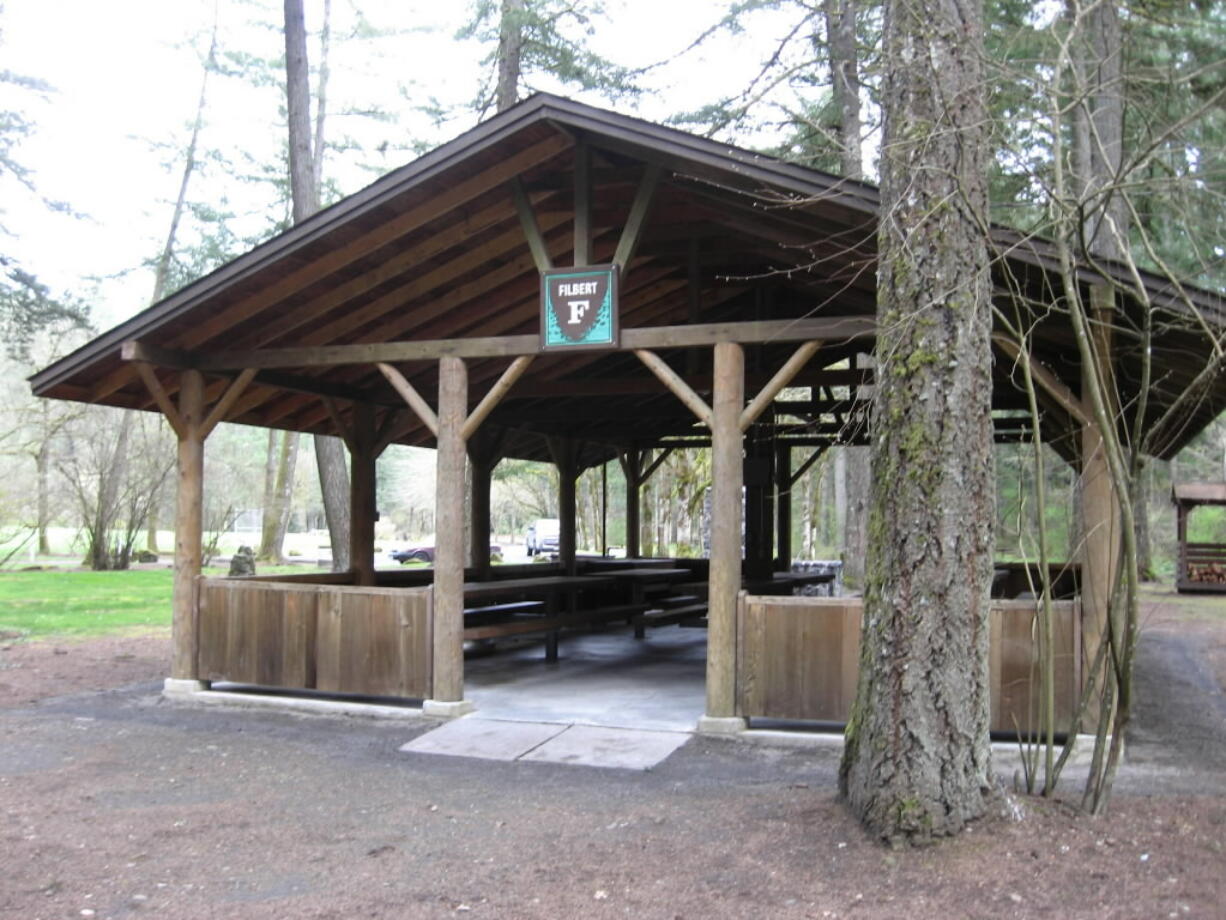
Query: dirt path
[[1, 595, 1224, 919], [0, 628, 171, 710]]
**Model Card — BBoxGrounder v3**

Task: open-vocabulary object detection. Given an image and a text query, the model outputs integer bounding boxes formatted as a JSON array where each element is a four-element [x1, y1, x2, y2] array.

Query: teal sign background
[[541, 265, 619, 350]]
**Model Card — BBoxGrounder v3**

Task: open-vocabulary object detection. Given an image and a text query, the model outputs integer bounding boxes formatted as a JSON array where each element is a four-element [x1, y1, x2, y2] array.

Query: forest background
[[0, 0, 1223, 576]]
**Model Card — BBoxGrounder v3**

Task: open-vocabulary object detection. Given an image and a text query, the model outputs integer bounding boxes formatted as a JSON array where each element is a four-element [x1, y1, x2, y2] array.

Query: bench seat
[[633, 603, 709, 638]]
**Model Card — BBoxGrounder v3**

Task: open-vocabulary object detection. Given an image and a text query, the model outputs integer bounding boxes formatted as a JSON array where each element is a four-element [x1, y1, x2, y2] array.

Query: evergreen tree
[[459, 0, 644, 115]]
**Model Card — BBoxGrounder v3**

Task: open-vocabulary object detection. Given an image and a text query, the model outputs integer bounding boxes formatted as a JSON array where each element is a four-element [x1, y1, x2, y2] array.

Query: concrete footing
[[696, 715, 748, 735], [163, 678, 210, 695], [160, 684, 424, 721], [422, 698, 476, 719]]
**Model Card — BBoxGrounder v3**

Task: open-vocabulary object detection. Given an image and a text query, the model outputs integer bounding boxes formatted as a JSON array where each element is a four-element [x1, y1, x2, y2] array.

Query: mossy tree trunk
[[838, 0, 995, 844]]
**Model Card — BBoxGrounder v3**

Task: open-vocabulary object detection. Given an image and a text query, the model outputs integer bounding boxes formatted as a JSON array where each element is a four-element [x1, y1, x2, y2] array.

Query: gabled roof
[[30, 93, 1226, 462]]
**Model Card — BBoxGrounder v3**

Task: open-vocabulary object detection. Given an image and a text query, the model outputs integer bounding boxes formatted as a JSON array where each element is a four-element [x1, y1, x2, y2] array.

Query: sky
[[1, 0, 809, 330]]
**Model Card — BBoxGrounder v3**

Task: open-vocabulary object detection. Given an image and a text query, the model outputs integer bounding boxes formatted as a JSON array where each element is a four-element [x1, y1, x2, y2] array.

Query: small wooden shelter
[[1172, 483, 1226, 593], [30, 95, 1226, 728]]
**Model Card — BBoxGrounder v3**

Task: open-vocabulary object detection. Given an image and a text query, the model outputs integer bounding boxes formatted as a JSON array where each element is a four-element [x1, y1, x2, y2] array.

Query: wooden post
[[743, 428, 774, 581], [1176, 502, 1188, 589], [776, 443, 792, 570], [703, 341, 745, 727], [619, 446, 643, 559], [468, 430, 502, 582], [348, 402, 377, 586], [172, 369, 205, 681], [431, 356, 468, 708], [551, 438, 580, 575], [1078, 297, 1120, 693], [601, 461, 608, 557]]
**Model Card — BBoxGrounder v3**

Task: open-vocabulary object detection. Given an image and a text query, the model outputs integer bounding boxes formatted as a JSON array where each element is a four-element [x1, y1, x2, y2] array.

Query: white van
[[525, 518, 560, 556]]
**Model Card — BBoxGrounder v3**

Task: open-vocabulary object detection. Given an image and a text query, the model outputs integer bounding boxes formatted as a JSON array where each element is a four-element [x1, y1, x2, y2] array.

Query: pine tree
[[460, 0, 643, 115], [839, 0, 995, 844]]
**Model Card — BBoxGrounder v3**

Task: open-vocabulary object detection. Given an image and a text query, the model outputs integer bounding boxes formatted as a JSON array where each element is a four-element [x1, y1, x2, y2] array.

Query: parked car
[[389, 538, 502, 565], [525, 518, 561, 557]]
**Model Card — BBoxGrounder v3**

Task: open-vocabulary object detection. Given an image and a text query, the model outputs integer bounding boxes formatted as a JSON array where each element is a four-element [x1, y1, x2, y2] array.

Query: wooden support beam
[[511, 177, 553, 274], [743, 429, 775, 580], [613, 164, 662, 273], [707, 342, 744, 719], [1078, 290, 1120, 717], [461, 355, 534, 441], [122, 340, 193, 370], [508, 366, 873, 400], [574, 143, 591, 267], [200, 368, 258, 439], [468, 428, 506, 581], [548, 437, 581, 575], [348, 402, 378, 586], [201, 335, 540, 372], [432, 356, 467, 703], [134, 364, 186, 439], [172, 369, 205, 681], [618, 446, 643, 559], [789, 445, 827, 486], [322, 397, 356, 451], [640, 446, 674, 482], [993, 333, 1093, 429], [372, 409, 402, 457], [776, 443, 792, 569], [634, 349, 713, 428], [176, 317, 872, 372], [378, 362, 439, 437], [740, 340, 822, 432]]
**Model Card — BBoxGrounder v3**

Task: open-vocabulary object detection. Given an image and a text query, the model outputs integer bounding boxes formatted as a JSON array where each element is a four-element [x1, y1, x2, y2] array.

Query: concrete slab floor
[[400, 718, 566, 761], [520, 723, 691, 770], [463, 625, 707, 732], [400, 718, 691, 770]]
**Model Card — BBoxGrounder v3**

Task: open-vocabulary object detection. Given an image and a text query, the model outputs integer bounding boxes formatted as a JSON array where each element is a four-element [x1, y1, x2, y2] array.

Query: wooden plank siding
[[737, 596, 861, 723], [315, 587, 432, 698], [989, 599, 1080, 734], [197, 578, 432, 699], [736, 595, 1081, 735]]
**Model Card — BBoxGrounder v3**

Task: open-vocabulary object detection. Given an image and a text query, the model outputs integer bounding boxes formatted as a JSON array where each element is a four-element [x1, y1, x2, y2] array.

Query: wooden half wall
[[736, 595, 1081, 735], [197, 578, 433, 699]]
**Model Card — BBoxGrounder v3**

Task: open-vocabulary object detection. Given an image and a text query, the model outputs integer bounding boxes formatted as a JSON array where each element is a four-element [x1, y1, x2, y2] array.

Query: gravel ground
[[1, 590, 1225, 920]]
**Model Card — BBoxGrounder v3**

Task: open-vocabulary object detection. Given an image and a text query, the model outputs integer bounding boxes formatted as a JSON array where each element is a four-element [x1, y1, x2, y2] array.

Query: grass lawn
[[0, 569, 175, 639], [0, 563, 348, 640]]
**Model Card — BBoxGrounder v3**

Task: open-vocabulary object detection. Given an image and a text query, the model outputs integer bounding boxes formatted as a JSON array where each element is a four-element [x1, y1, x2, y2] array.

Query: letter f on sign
[[568, 300, 590, 324]]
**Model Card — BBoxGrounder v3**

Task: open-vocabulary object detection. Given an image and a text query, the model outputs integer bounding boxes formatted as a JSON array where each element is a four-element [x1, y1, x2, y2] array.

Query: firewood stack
[[1187, 563, 1226, 584]]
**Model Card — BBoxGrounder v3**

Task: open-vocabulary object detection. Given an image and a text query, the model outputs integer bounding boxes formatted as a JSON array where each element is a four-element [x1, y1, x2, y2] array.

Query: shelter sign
[[541, 265, 619, 350]]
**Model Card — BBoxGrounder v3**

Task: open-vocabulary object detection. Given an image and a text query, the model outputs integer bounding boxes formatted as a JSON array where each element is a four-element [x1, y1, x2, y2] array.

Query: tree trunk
[[259, 431, 298, 563], [839, 0, 994, 844], [36, 436, 51, 555], [495, 0, 525, 113], [315, 435, 351, 571], [283, 0, 319, 223], [825, 0, 868, 579], [151, 10, 219, 304], [824, 0, 862, 180], [258, 428, 278, 556], [311, 0, 332, 196], [91, 412, 134, 570], [641, 475, 655, 557], [1134, 456, 1154, 581], [145, 498, 160, 555], [284, 0, 349, 572]]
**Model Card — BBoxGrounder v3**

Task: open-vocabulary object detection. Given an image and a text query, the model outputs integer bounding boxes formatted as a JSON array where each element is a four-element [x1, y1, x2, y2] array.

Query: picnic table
[[461, 573, 642, 660]]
